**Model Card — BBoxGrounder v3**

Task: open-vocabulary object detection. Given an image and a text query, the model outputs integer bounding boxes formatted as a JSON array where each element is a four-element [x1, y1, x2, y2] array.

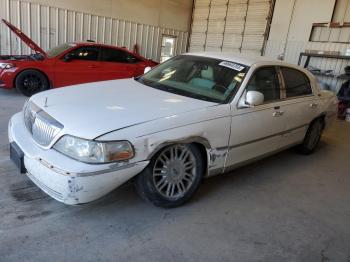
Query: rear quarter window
[[281, 67, 312, 98]]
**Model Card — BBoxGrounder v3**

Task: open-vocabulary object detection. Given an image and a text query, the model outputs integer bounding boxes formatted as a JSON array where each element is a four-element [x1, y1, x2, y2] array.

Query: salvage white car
[[8, 53, 337, 207]]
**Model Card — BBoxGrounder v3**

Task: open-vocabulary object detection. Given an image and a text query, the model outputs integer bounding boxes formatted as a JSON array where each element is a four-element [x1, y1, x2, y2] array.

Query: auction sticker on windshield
[[219, 61, 245, 71]]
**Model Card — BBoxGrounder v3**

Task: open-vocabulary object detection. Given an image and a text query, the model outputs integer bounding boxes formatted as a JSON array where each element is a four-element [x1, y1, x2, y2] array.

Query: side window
[[100, 48, 140, 63], [246, 67, 280, 103], [281, 67, 312, 98], [67, 46, 100, 61], [125, 52, 141, 64]]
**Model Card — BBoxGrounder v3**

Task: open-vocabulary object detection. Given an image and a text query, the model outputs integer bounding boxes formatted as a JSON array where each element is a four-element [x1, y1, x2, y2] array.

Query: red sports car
[[0, 19, 158, 96]]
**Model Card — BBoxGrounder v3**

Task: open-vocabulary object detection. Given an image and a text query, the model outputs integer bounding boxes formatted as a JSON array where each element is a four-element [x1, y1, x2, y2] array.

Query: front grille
[[24, 101, 63, 147], [32, 112, 62, 146]]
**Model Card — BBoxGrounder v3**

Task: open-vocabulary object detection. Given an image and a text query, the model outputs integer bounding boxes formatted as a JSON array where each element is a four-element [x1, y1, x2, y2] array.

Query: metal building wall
[[0, 0, 189, 61], [189, 0, 273, 55], [310, 25, 350, 43], [265, 0, 345, 94], [332, 0, 350, 23]]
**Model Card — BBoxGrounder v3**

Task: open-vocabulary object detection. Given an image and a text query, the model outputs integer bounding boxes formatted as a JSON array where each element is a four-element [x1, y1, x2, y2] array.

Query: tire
[[299, 118, 324, 154], [135, 144, 205, 208], [15, 70, 49, 96]]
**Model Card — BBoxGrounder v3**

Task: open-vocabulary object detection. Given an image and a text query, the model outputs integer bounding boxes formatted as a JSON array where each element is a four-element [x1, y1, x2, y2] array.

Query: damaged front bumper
[[8, 113, 149, 205]]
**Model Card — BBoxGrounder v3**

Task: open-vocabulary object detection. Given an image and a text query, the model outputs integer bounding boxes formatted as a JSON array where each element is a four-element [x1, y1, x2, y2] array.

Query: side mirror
[[144, 66, 152, 74], [63, 53, 73, 62], [245, 91, 264, 107]]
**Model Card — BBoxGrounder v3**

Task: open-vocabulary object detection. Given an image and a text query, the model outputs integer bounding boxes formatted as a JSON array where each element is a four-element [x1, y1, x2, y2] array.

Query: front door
[[225, 66, 287, 170], [54, 46, 102, 87]]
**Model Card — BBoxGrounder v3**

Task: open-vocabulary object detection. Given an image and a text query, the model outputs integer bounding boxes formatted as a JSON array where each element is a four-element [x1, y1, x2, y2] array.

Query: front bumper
[[8, 112, 149, 205], [0, 69, 15, 89]]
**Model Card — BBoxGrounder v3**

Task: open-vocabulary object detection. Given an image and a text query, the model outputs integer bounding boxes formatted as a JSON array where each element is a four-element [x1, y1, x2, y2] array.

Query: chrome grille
[[24, 101, 63, 147]]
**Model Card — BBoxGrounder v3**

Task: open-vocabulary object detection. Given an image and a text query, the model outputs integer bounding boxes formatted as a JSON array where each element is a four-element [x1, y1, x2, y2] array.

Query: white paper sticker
[[219, 61, 245, 71]]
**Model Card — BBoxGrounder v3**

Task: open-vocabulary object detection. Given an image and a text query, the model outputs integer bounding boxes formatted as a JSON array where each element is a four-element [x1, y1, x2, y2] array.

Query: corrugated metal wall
[[265, 40, 350, 93], [310, 25, 350, 43], [189, 0, 273, 55], [0, 0, 189, 61], [332, 0, 350, 23]]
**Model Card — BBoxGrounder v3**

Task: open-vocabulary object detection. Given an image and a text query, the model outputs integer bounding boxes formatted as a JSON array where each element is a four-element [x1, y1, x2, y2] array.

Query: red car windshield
[[46, 43, 76, 58]]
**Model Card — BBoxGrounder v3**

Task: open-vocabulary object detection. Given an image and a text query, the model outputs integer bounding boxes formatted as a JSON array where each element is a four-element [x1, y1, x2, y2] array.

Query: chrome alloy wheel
[[153, 145, 197, 200]]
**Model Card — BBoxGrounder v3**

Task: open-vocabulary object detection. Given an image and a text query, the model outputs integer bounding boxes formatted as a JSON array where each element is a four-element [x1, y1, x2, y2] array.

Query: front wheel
[[135, 144, 204, 208], [15, 70, 49, 96], [299, 118, 324, 154]]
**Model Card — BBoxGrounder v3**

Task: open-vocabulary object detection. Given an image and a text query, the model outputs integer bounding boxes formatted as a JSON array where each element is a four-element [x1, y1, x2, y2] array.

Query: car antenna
[[44, 97, 48, 107]]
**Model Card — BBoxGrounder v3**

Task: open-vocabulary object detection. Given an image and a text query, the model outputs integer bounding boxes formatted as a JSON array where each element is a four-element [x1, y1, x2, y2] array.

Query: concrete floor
[[0, 88, 349, 262]]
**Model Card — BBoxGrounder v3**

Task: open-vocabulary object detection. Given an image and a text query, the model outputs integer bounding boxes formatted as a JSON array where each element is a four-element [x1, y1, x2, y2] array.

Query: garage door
[[189, 0, 274, 56]]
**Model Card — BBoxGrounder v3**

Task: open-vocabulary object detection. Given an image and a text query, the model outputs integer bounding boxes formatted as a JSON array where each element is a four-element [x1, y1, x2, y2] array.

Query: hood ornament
[[44, 97, 48, 108]]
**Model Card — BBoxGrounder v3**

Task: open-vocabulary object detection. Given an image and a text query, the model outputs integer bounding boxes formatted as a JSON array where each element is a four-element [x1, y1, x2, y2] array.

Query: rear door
[[225, 66, 287, 170], [99, 47, 147, 80], [277, 67, 320, 147], [54, 46, 102, 87]]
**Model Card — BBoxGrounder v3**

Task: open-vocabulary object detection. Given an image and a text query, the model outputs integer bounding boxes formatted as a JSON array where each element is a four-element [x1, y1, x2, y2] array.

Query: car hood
[[2, 19, 47, 57], [30, 79, 217, 139]]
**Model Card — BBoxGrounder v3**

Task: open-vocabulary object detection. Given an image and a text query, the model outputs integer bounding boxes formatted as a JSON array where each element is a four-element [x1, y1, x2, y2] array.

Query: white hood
[[30, 79, 216, 139]]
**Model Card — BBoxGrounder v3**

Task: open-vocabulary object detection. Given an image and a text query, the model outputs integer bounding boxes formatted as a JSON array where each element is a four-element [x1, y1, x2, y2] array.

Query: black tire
[[299, 118, 324, 155], [15, 70, 49, 96], [135, 144, 204, 208]]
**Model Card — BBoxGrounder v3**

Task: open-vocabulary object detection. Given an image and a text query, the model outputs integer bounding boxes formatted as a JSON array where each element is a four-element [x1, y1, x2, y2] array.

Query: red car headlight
[[0, 63, 15, 69]]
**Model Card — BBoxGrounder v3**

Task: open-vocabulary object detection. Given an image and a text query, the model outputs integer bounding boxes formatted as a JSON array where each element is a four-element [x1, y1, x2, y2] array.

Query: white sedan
[[8, 53, 337, 207]]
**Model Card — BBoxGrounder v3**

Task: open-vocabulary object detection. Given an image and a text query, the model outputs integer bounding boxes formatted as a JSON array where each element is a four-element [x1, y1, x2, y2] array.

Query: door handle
[[88, 65, 97, 68], [309, 103, 318, 108], [273, 111, 284, 117]]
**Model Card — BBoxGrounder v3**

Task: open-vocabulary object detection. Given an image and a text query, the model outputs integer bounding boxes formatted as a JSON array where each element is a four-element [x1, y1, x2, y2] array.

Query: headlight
[[54, 135, 134, 164], [0, 62, 15, 69], [23, 100, 39, 133]]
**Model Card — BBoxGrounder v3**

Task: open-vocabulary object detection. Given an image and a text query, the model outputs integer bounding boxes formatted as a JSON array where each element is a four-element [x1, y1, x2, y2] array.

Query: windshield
[[46, 43, 76, 58], [137, 55, 248, 103]]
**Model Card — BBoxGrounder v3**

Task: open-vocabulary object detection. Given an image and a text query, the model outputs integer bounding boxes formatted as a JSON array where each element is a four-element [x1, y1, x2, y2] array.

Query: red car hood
[[2, 19, 47, 57]]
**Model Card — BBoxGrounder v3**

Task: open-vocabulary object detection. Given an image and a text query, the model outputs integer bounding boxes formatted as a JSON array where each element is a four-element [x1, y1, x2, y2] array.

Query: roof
[[185, 52, 280, 67], [72, 41, 127, 49]]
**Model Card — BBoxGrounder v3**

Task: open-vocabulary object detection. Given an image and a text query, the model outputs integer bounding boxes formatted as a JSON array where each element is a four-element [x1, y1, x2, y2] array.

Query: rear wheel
[[135, 144, 204, 208], [15, 70, 49, 96], [299, 118, 324, 154]]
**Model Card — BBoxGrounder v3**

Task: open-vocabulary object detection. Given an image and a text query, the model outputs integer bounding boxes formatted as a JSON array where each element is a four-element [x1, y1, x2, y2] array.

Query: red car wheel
[[15, 70, 49, 97]]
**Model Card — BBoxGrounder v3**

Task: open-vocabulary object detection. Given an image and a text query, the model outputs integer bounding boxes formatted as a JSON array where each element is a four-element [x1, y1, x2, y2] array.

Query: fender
[[146, 135, 211, 160], [144, 136, 215, 177]]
